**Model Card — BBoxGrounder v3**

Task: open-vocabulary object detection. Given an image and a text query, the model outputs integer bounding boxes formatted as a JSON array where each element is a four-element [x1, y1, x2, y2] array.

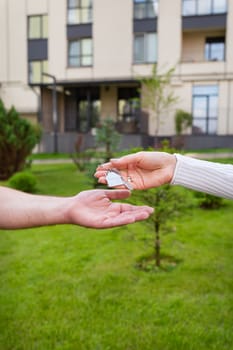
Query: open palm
[[68, 189, 153, 228]]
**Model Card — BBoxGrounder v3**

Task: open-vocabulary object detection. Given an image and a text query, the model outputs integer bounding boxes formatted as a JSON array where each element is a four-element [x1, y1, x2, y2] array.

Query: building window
[[67, 0, 92, 24], [78, 100, 100, 132], [134, 32, 157, 63], [65, 97, 100, 132], [29, 60, 48, 84], [134, 0, 158, 19], [192, 85, 218, 134], [68, 38, 92, 67], [28, 15, 48, 39], [205, 37, 225, 61], [182, 0, 227, 16]]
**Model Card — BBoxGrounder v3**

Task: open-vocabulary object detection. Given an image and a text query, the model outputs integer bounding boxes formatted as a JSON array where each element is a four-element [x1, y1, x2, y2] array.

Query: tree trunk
[[106, 141, 111, 162], [154, 220, 160, 267]]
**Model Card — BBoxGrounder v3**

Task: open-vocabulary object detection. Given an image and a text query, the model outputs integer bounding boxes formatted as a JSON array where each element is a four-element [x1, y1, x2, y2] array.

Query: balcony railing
[[182, 0, 227, 16]]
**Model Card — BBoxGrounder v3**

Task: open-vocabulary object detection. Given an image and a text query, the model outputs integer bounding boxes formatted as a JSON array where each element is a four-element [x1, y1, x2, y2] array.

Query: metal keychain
[[106, 169, 133, 190]]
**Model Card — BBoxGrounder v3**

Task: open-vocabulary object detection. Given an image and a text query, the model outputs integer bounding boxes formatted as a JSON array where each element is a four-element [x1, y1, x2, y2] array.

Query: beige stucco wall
[[228, 81, 233, 133], [0, 0, 38, 112], [218, 81, 229, 134], [147, 82, 193, 136], [226, 0, 233, 71], [0, 0, 27, 83], [0, 0, 8, 83], [93, 0, 132, 79], [182, 32, 205, 62], [221, 80, 233, 134], [26, 0, 48, 14], [100, 85, 117, 119], [157, 0, 181, 69], [49, 0, 67, 80]]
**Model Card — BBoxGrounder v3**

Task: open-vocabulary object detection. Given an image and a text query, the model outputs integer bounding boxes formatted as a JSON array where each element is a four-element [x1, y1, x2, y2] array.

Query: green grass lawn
[[0, 163, 233, 350]]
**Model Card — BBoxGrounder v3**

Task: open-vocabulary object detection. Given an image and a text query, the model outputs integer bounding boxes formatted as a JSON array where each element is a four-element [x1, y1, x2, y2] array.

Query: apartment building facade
[[0, 0, 233, 151]]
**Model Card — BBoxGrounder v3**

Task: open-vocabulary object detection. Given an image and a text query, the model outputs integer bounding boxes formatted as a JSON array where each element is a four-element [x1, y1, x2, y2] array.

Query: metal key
[[106, 169, 133, 191]]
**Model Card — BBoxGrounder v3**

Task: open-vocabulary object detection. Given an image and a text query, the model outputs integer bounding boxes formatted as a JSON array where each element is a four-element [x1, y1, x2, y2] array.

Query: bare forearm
[[0, 186, 70, 229]]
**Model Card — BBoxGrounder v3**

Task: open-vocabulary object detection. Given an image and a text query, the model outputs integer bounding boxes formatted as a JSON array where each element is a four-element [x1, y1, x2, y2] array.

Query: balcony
[[182, 0, 227, 31], [179, 61, 225, 79]]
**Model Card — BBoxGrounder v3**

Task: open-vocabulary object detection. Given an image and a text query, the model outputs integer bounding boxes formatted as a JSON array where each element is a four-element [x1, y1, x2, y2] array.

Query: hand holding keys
[[106, 169, 133, 191]]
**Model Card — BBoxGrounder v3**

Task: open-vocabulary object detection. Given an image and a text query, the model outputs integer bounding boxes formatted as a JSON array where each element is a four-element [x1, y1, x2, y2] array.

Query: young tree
[[0, 99, 41, 180], [129, 142, 191, 268], [133, 184, 186, 267], [139, 64, 178, 135], [95, 118, 121, 162]]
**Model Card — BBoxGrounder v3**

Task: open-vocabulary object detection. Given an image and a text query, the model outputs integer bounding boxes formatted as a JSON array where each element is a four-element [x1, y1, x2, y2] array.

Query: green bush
[[194, 191, 224, 209], [0, 99, 41, 180], [8, 172, 37, 193], [175, 109, 192, 135]]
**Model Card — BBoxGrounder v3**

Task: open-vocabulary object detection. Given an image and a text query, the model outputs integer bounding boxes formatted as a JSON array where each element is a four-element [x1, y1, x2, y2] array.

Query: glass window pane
[[153, 0, 159, 15], [68, 0, 80, 8], [192, 85, 218, 135], [30, 61, 41, 83], [82, 39, 92, 55], [147, 2, 156, 18], [69, 41, 80, 56], [134, 36, 144, 63], [193, 119, 206, 134], [81, 0, 92, 6], [29, 16, 40, 39], [198, 0, 211, 14], [81, 8, 92, 23], [68, 9, 80, 24], [134, 4, 146, 19], [81, 56, 92, 66], [146, 33, 157, 62], [193, 85, 218, 95], [193, 97, 207, 118], [209, 96, 218, 117], [205, 43, 210, 60], [69, 57, 80, 66], [42, 61, 49, 83], [182, 0, 196, 15], [208, 119, 217, 134], [210, 43, 225, 61], [42, 15, 48, 38], [213, 0, 227, 13]]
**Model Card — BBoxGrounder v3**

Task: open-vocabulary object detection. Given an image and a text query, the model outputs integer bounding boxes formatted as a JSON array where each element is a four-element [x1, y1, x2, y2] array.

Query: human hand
[[66, 189, 153, 228], [95, 152, 177, 190]]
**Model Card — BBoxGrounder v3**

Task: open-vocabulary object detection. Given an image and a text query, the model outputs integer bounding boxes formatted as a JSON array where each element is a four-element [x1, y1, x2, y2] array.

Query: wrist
[[168, 154, 177, 183]]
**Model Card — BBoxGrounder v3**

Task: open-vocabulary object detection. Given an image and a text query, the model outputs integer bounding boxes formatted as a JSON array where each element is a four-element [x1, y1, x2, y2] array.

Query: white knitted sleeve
[[170, 154, 233, 199]]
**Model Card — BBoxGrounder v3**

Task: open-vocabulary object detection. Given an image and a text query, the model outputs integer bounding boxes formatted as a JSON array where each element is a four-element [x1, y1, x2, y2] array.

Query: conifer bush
[[0, 99, 41, 180]]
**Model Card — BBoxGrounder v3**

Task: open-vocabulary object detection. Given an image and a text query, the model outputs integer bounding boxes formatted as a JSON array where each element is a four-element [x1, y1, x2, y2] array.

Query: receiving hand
[[95, 151, 177, 190], [66, 189, 154, 228]]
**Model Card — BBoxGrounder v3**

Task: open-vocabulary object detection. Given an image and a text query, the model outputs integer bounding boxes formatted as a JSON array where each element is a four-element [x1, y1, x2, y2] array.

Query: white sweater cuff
[[170, 154, 233, 199]]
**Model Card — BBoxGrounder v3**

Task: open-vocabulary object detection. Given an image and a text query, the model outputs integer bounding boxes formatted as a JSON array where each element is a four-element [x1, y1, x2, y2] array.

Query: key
[[106, 169, 133, 191]]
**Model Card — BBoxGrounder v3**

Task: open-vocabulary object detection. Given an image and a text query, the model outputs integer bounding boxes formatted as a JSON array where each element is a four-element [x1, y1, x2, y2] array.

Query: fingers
[[121, 204, 154, 215], [104, 189, 131, 200], [96, 153, 142, 171], [110, 154, 140, 170], [102, 207, 154, 228]]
